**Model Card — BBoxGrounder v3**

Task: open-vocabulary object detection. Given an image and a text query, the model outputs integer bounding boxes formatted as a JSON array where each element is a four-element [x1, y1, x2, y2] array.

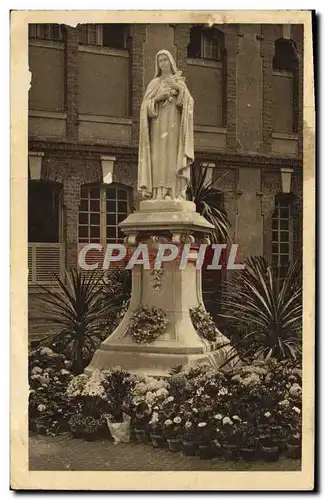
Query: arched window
[[78, 183, 131, 244], [187, 25, 224, 61], [272, 38, 299, 134], [271, 195, 293, 279]]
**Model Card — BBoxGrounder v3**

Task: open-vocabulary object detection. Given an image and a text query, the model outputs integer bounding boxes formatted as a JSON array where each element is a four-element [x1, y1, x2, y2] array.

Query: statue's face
[[157, 54, 172, 73]]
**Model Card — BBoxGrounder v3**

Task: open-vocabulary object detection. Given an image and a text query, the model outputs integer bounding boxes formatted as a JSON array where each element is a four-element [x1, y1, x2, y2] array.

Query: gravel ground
[[29, 433, 301, 471]]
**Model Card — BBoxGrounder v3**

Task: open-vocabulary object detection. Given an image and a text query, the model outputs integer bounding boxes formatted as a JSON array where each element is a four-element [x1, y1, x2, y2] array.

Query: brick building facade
[[28, 22, 303, 336]]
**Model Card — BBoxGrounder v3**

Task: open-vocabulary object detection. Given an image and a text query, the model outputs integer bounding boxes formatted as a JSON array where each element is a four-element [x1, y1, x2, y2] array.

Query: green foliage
[[37, 268, 109, 374], [186, 164, 232, 244], [220, 256, 302, 361]]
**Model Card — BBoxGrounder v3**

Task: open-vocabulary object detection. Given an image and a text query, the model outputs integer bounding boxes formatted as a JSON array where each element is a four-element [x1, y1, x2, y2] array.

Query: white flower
[[222, 417, 233, 425], [214, 414, 223, 420], [198, 422, 207, 427], [32, 367, 42, 375], [167, 396, 174, 402], [173, 416, 181, 424], [39, 347, 56, 357], [264, 412, 271, 418], [60, 369, 70, 375], [232, 415, 241, 421], [292, 406, 301, 414], [164, 419, 173, 426], [218, 387, 228, 396], [278, 399, 290, 408], [185, 421, 192, 428], [192, 408, 198, 414], [156, 388, 168, 398], [196, 388, 204, 396], [37, 404, 46, 412]]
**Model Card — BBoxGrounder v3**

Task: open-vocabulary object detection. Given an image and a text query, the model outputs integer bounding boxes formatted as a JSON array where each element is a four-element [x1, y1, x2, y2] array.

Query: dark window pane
[[272, 243, 278, 255], [79, 238, 88, 243], [79, 213, 88, 225], [118, 212, 127, 223], [102, 24, 126, 49], [90, 237, 100, 243], [280, 243, 289, 254], [90, 200, 100, 212], [280, 254, 289, 266], [90, 226, 100, 238], [272, 231, 279, 242], [272, 219, 278, 230], [79, 226, 88, 238], [107, 213, 116, 225], [272, 255, 278, 267], [80, 186, 89, 198], [118, 228, 124, 239], [106, 187, 117, 200], [118, 189, 128, 201], [280, 206, 289, 218], [107, 226, 117, 238], [90, 213, 100, 225], [106, 200, 116, 212], [118, 201, 128, 212], [280, 231, 289, 242], [280, 219, 289, 230], [89, 186, 100, 199], [80, 199, 88, 212], [106, 238, 115, 243]]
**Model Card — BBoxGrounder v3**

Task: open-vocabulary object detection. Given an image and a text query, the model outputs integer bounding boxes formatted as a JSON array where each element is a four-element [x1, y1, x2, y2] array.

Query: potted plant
[[133, 401, 151, 444], [196, 421, 216, 459], [165, 416, 183, 452], [82, 415, 103, 441], [257, 418, 281, 462], [239, 421, 258, 461], [149, 409, 167, 448], [219, 416, 240, 460], [68, 413, 85, 438], [182, 420, 198, 456]]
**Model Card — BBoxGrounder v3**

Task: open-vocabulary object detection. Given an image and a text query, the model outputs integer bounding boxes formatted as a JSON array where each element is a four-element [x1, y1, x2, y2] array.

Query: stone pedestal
[[85, 200, 233, 377]]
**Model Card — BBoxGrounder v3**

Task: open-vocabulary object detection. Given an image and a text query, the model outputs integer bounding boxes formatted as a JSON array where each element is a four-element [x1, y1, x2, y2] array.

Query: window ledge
[[187, 58, 222, 69], [29, 39, 64, 50], [195, 125, 226, 134], [272, 70, 294, 78], [78, 45, 129, 57], [272, 132, 298, 141], [29, 110, 67, 119], [78, 114, 132, 125]]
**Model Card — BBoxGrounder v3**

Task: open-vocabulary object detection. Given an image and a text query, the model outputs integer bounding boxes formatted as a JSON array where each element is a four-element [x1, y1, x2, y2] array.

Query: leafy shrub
[[220, 256, 302, 361]]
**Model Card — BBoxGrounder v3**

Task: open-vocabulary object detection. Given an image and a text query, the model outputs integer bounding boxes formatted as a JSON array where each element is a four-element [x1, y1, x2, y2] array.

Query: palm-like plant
[[186, 164, 232, 244], [220, 256, 302, 361], [100, 264, 132, 331], [37, 269, 108, 374]]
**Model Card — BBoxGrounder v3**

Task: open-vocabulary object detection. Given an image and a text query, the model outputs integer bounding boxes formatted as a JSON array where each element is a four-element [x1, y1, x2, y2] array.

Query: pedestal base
[[85, 199, 235, 377]]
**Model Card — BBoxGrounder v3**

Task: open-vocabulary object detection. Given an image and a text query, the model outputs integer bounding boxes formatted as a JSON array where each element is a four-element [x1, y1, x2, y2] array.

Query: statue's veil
[[154, 50, 178, 77]]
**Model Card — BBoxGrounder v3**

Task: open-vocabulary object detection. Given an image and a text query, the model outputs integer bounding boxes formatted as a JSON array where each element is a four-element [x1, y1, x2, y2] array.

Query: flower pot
[[83, 432, 99, 442], [222, 443, 238, 460], [35, 419, 47, 435], [167, 438, 182, 452], [240, 447, 257, 461], [261, 445, 280, 462], [135, 428, 149, 444], [286, 443, 301, 459], [151, 433, 166, 448], [212, 440, 223, 458], [199, 443, 215, 460], [182, 440, 197, 456]]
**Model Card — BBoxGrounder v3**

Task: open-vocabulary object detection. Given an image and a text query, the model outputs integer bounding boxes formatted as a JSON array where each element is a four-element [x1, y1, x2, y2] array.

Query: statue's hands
[[154, 91, 170, 103], [164, 77, 182, 91]]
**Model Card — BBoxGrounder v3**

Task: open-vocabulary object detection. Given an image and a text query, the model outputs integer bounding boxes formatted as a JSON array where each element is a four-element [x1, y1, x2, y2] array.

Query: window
[[271, 197, 292, 279], [78, 184, 130, 244], [79, 24, 128, 49], [28, 181, 62, 243], [187, 25, 223, 61], [272, 38, 299, 133], [28, 24, 65, 41]]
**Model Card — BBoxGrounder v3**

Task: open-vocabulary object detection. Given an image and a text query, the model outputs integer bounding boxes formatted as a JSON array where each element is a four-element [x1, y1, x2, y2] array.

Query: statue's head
[[155, 50, 178, 77]]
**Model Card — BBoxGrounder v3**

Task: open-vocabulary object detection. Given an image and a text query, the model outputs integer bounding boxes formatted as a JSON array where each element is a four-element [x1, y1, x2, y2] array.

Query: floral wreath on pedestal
[[127, 305, 168, 344]]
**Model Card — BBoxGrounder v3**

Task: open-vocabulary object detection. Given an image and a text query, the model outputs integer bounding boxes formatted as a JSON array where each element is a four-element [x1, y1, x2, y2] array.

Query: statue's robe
[[138, 75, 194, 199]]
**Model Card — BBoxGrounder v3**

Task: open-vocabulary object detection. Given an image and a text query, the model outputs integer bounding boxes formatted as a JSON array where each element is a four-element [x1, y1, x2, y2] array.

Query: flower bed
[[28, 349, 302, 460]]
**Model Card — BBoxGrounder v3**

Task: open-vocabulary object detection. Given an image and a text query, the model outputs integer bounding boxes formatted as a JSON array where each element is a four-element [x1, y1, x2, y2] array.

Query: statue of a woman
[[138, 49, 194, 200]]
